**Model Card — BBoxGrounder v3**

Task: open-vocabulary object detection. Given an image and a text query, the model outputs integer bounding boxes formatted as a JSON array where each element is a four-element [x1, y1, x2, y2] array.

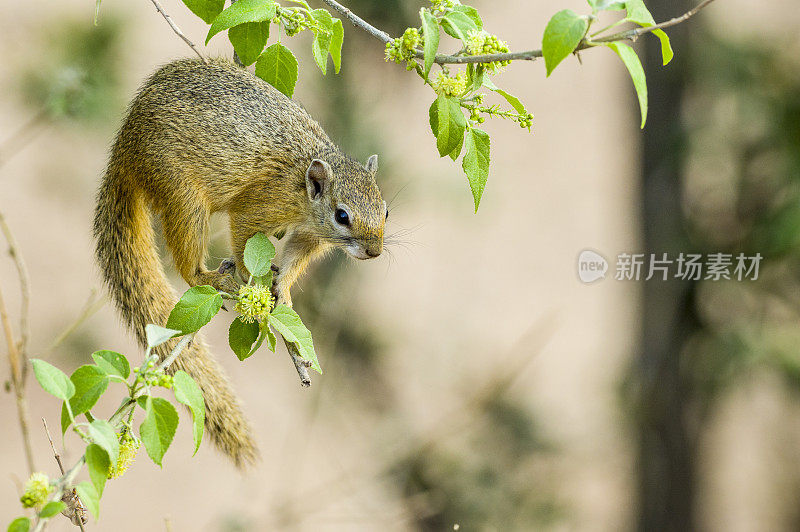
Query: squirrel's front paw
[[196, 271, 240, 295], [217, 257, 237, 276]]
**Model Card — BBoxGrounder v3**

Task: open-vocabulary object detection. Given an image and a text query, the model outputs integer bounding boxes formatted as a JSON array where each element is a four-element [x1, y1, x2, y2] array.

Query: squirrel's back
[[118, 58, 334, 187]]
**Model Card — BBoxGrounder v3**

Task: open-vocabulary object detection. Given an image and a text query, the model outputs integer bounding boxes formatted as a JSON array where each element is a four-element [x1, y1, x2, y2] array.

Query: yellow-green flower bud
[[108, 432, 140, 479], [432, 72, 467, 97], [20, 472, 51, 509], [235, 284, 275, 323]]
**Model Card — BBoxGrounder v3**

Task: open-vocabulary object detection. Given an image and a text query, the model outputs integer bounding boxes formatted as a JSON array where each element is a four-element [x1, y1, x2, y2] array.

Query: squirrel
[[93, 58, 387, 468]]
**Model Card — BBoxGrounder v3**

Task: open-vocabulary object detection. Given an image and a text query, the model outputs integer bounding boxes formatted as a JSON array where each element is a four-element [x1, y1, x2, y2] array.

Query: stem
[[0, 282, 35, 474], [0, 210, 31, 374], [321, 0, 719, 65], [156, 333, 195, 372], [147, 0, 207, 63]]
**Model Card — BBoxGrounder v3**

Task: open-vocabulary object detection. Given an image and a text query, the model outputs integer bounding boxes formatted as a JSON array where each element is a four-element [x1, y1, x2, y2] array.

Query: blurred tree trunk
[[634, 0, 699, 530]]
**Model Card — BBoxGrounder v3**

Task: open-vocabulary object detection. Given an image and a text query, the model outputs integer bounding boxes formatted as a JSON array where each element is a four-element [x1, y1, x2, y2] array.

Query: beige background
[[0, 0, 798, 530]]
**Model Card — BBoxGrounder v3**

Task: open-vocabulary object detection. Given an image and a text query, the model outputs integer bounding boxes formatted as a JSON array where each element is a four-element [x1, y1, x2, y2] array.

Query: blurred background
[[1, 0, 799, 530]]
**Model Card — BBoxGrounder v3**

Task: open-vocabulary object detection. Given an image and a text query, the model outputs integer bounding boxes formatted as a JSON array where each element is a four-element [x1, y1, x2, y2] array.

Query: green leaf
[[166, 286, 223, 335], [253, 270, 273, 288], [420, 8, 439, 77], [229, 316, 260, 361], [85, 443, 110, 496], [429, 94, 467, 158], [542, 9, 588, 76], [139, 396, 179, 467], [467, 63, 484, 92], [206, 0, 276, 44], [38, 501, 66, 519], [7, 517, 30, 532], [31, 359, 75, 401], [145, 324, 181, 349], [75, 481, 100, 520], [264, 324, 277, 352], [268, 305, 321, 373], [310, 8, 334, 74], [462, 128, 491, 212], [624, 0, 655, 24], [255, 43, 299, 98], [482, 77, 528, 114], [441, 11, 479, 41], [587, 0, 626, 12], [91, 350, 130, 379], [606, 41, 648, 128], [624, 0, 672, 65], [448, 135, 464, 161], [330, 18, 344, 74], [243, 232, 276, 277], [181, 0, 225, 24], [173, 370, 205, 455], [229, 21, 270, 66], [651, 29, 674, 65], [451, 4, 482, 29], [61, 365, 109, 428], [87, 419, 120, 467]]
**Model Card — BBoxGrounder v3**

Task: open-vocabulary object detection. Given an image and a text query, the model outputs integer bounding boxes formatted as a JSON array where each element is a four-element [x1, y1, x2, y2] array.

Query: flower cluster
[[516, 112, 533, 129], [133, 361, 173, 388], [279, 9, 307, 37], [465, 30, 511, 71], [108, 431, 140, 479], [430, 0, 456, 16], [20, 473, 51, 509], [235, 283, 275, 323], [432, 72, 466, 97], [385, 28, 422, 66]]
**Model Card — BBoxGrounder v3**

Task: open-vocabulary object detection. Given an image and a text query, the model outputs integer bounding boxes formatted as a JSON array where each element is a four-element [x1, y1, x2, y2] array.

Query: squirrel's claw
[[218, 257, 236, 275]]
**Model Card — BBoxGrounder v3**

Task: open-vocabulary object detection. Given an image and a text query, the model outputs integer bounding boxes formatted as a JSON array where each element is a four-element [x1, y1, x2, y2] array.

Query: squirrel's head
[[304, 154, 386, 260]]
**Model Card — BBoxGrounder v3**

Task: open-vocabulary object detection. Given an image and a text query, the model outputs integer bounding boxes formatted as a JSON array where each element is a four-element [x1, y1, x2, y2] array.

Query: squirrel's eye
[[335, 208, 350, 226], [385, 210, 389, 221]]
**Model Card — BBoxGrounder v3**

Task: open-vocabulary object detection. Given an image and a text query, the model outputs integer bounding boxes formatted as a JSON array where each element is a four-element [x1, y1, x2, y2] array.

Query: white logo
[[577, 250, 608, 283]]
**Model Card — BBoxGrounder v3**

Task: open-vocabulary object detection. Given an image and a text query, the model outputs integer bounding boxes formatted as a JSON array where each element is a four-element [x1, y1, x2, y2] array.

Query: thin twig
[[285, 340, 311, 387], [0, 282, 35, 474], [148, 0, 208, 63], [594, 0, 718, 43], [0, 210, 32, 379], [45, 289, 107, 355], [156, 332, 195, 372], [30, 458, 85, 532], [0, 109, 49, 170], [322, 0, 718, 65], [320, 0, 390, 43], [43, 418, 86, 531]]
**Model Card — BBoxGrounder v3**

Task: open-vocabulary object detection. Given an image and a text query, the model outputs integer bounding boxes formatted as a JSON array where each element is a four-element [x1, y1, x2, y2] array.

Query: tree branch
[[321, 0, 718, 65], [319, 0, 390, 43], [285, 340, 311, 387], [147, 0, 208, 63], [43, 418, 87, 530], [593, 0, 717, 43], [0, 210, 31, 380], [0, 281, 35, 475]]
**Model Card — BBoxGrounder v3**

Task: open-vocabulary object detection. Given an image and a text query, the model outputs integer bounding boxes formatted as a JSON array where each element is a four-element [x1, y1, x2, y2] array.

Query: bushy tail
[[93, 163, 258, 468]]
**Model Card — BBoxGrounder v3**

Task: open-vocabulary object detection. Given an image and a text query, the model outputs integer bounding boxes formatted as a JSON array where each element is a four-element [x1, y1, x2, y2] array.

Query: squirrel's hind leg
[[160, 194, 239, 294]]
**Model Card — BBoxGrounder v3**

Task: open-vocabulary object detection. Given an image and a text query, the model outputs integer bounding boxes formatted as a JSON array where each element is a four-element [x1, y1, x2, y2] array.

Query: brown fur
[[94, 58, 386, 468]]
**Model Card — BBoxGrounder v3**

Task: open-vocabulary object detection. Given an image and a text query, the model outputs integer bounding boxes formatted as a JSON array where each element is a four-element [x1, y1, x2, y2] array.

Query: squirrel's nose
[[365, 248, 381, 258]]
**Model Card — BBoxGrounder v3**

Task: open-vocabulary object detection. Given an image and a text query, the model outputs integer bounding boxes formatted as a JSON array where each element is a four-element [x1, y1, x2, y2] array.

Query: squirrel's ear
[[365, 154, 379, 174], [305, 159, 331, 200]]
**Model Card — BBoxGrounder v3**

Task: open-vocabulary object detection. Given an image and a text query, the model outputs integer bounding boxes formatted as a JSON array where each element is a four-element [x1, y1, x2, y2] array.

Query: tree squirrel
[[93, 58, 387, 467]]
